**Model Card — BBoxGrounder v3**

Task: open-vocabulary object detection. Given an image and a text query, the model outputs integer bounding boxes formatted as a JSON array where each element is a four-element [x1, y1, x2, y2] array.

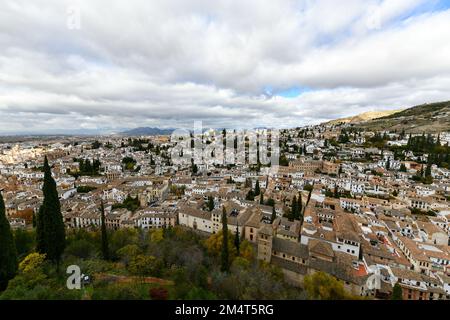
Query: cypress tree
[[234, 223, 240, 256], [259, 192, 264, 205], [100, 201, 109, 260], [271, 205, 277, 223], [207, 196, 214, 211], [32, 212, 36, 228], [419, 165, 424, 177], [298, 193, 303, 215], [36, 156, 66, 266], [254, 180, 260, 196], [291, 195, 298, 220], [246, 190, 255, 201], [221, 206, 229, 272], [425, 162, 432, 177], [0, 191, 18, 291]]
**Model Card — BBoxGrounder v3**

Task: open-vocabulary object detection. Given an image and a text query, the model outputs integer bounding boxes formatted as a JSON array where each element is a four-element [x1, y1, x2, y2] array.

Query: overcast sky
[[1, 0, 450, 134]]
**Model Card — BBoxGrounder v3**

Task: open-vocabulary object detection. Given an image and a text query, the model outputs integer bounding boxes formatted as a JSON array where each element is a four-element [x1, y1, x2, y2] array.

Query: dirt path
[[94, 273, 174, 286]]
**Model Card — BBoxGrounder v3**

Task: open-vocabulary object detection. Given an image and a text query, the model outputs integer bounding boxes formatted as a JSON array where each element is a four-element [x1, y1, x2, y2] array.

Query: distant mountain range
[[327, 100, 450, 133], [120, 127, 175, 136]]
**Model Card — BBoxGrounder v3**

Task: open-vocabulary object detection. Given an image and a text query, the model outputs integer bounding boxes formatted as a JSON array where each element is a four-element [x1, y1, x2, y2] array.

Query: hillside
[[325, 110, 402, 125], [354, 101, 450, 133]]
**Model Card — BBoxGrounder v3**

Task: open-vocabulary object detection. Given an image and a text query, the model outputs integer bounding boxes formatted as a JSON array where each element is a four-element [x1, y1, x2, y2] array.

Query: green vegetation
[[254, 180, 260, 196], [234, 224, 240, 256], [91, 140, 102, 149], [221, 207, 229, 272], [271, 206, 276, 223], [265, 198, 275, 207], [357, 100, 450, 134], [126, 138, 151, 152], [391, 282, 403, 300], [304, 272, 360, 300], [13, 228, 35, 260], [245, 190, 255, 201], [112, 195, 140, 212], [207, 196, 214, 212], [76, 186, 97, 193], [1, 226, 305, 300], [0, 191, 18, 291], [279, 154, 289, 166], [380, 101, 450, 120], [100, 202, 109, 261], [410, 207, 437, 217], [122, 157, 137, 171], [36, 157, 66, 265], [170, 185, 185, 198], [285, 195, 301, 221], [72, 158, 102, 176]]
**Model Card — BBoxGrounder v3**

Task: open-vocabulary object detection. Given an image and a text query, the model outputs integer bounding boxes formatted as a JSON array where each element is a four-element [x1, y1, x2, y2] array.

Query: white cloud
[[0, 0, 449, 133]]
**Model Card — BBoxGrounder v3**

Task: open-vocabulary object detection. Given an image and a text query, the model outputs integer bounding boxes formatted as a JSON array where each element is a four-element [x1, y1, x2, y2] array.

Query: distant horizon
[[1, 99, 448, 136], [2, 1, 450, 134]]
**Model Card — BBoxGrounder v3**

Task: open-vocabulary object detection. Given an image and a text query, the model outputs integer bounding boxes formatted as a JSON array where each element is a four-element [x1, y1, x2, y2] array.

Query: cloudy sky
[[1, 0, 450, 134]]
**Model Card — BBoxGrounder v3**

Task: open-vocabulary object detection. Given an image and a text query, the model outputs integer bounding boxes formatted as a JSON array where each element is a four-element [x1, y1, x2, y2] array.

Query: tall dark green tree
[[254, 180, 260, 196], [32, 212, 37, 228], [221, 206, 229, 272], [271, 205, 277, 223], [399, 163, 407, 172], [425, 162, 432, 178], [259, 192, 264, 205], [36, 156, 66, 266], [234, 223, 240, 256], [297, 193, 303, 216], [100, 201, 109, 260], [0, 191, 18, 291], [245, 190, 255, 201], [291, 195, 298, 220], [207, 196, 214, 212]]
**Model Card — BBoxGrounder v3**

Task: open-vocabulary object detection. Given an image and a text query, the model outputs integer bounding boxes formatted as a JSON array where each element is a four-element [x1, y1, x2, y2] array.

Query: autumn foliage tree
[[304, 272, 350, 300]]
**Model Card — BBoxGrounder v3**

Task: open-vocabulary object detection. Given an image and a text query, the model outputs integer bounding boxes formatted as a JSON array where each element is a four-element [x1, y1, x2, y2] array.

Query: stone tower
[[257, 225, 273, 263]]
